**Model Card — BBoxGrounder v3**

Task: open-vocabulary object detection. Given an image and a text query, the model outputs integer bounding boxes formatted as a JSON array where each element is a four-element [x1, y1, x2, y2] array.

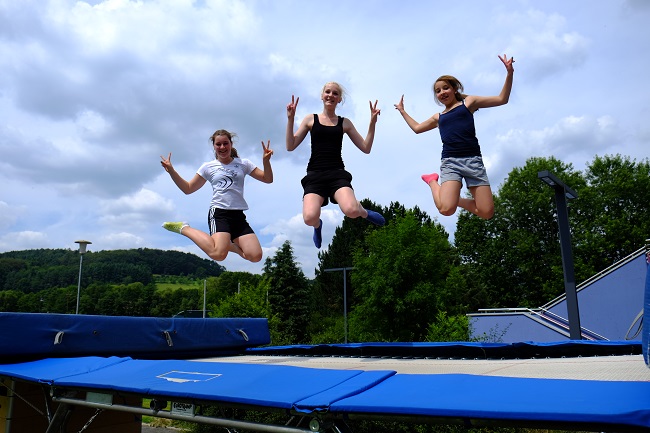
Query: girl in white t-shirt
[[161, 129, 273, 262]]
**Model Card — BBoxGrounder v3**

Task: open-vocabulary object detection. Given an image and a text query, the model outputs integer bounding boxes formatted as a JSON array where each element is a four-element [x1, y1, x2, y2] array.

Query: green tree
[[263, 241, 310, 345], [426, 311, 470, 342], [0, 290, 23, 312], [312, 199, 385, 315], [455, 154, 650, 311], [210, 272, 263, 305], [349, 210, 454, 342], [214, 278, 271, 318], [454, 156, 585, 308], [577, 154, 650, 271]]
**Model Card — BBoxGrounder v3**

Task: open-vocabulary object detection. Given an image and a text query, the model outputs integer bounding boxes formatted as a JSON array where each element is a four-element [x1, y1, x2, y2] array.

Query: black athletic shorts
[[207, 208, 254, 239], [301, 169, 353, 207]]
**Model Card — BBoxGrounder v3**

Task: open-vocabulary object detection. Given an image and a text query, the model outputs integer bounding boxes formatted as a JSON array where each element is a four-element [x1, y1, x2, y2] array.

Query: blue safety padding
[[641, 255, 650, 367], [0, 313, 270, 362], [329, 373, 650, 428]]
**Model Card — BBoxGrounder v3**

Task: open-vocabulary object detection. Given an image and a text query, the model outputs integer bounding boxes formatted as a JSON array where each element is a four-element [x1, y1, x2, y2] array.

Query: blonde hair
[[321, 81, 347, 105], [209, 129, 238, 158], [432, 75, 467, 106]]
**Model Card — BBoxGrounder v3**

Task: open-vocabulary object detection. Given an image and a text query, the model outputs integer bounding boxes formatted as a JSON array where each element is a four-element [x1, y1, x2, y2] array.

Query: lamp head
[[537, 170, 578, 199], [75, 240, 92, 255]]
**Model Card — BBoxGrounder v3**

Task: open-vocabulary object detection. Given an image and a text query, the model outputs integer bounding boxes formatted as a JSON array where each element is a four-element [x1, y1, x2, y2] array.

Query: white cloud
[[98, 231, 146, 250], [0, 231, 49, 251]]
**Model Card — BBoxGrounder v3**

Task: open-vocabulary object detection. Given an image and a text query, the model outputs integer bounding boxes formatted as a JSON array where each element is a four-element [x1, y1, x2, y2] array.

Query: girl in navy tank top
[[394, 54, 514, 220], [286, 82, 386, 249]]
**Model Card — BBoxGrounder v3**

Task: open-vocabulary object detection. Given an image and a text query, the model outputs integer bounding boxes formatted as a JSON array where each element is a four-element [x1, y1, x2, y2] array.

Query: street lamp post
[[324, 267, 355, 344], [75, 240, 92, 315], [538, 170, 581, 340]]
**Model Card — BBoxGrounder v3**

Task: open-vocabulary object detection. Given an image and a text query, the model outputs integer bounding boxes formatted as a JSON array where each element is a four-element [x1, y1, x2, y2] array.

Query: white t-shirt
[[197, 158, 256, 210]]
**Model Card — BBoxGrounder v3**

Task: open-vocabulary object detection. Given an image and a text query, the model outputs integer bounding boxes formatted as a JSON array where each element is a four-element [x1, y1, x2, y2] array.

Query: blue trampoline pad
[[0, 356, 129, 384], [329, 373, 650, 428], [31, 358, 395, 410]]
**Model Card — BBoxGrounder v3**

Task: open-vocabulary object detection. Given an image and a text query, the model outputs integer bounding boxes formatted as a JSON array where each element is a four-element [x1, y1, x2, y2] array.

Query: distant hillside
[[0, 248, 225, 293]]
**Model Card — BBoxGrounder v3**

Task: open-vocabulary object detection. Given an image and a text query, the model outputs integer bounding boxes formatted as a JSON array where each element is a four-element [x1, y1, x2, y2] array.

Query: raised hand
[[286, 95, 299, 118], [160, 152, 173, 173], [369, 99, 381, 122], [261, 140, 273, 161], [394, 94, 405, 113], [499, 54, 515, 73]]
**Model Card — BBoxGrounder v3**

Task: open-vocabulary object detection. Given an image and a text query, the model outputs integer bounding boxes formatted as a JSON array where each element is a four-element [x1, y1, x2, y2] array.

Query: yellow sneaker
[[162, 222, 188, 234]]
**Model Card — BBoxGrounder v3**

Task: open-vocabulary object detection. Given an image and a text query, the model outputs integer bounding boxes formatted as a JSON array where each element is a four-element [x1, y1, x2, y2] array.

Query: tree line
[[1, 154, 648, 346]]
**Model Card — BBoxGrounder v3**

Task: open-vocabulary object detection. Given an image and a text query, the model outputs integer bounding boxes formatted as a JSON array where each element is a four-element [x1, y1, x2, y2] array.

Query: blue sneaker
[[313, 219, 323, 249], [366, 210, 385, 226]]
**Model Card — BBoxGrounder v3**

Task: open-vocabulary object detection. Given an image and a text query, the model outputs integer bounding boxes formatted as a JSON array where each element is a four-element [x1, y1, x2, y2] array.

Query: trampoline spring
[[0, 381, 46, 417], [76, 408, 103, 433]]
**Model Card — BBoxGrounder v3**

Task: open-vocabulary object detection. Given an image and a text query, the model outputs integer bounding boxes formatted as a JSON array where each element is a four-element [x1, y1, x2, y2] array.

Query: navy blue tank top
[[307, 114, 345, 171], [438, 100, 481, 158]]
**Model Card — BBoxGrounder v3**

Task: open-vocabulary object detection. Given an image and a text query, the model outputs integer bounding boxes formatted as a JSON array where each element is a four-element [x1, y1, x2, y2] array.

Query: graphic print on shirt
[[214, 164, 240, 191]]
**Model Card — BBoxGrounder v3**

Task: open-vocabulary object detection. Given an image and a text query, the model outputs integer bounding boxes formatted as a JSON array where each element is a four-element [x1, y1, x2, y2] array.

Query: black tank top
[[306, 114, 345, 171]]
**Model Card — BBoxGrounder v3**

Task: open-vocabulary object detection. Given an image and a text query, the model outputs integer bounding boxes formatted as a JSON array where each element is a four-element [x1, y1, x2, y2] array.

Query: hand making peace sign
[[286, 95, 299, 118], [369, 99, 381, 123], [261, 140, 273, 162], [499, 54, 515, 73]]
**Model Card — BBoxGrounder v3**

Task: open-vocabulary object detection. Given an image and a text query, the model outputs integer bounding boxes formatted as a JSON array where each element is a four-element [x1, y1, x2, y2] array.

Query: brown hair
[[209, 129, 239, 158], [432, 75, 467, 106]]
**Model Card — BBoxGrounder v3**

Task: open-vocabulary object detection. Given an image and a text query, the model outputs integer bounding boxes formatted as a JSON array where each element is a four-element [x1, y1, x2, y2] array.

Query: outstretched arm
[[286, 95, 310, 151], [160, 152, 206, 194], [249, 140, 274, 183], [346, 100, 381, 154], [466, 54, 515, 111], [394, 95, 438, 133]]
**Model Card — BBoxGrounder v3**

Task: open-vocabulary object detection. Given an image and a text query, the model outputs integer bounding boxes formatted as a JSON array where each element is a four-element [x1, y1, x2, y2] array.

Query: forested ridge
[[0, 247, 225, 292]]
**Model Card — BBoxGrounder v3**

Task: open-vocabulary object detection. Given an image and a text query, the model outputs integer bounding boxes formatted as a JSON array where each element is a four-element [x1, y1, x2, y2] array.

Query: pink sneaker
[[421, 173, 439, 185]]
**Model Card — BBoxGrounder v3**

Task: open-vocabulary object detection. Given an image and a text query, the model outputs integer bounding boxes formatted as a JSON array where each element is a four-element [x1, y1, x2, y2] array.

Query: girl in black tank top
[[286, 82, 386, 249]]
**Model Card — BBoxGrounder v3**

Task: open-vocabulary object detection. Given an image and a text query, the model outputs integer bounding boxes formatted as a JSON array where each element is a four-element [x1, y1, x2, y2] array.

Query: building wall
[[469, 250, 647, 343], [469, 314, 567, 343], [548, 253, 646, 340]]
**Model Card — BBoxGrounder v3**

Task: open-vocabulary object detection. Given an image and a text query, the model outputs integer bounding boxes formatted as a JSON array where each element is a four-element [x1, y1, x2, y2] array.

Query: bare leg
[[179, 227, 233, 261], [303, 193, 325, 248], [303, 193, 325, 227], [229, 241, 245, 259], [233, 233, 263, 263], [424, 175, 463, 217], [458, 185, 494, 219], [333, 187, 385, 225], [333, 187, 367, 219]]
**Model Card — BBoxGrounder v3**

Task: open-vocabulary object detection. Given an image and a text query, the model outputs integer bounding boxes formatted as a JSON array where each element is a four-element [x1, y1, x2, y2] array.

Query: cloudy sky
[[1, 0, 648, 278]]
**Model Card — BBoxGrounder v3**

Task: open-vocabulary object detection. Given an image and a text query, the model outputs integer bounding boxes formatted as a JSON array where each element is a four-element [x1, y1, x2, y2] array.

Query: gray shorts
[[440, 156, 490, 188]]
